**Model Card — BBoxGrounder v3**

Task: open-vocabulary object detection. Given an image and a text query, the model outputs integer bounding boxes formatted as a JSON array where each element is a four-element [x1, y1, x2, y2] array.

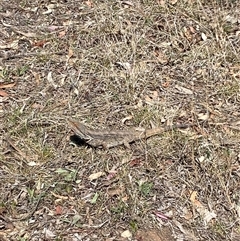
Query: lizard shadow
[[70, 135, 92, 148]]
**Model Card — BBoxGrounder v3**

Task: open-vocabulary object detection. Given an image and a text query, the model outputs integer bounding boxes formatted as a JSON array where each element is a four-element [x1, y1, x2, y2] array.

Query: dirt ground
[[1, 0, 240, 240]]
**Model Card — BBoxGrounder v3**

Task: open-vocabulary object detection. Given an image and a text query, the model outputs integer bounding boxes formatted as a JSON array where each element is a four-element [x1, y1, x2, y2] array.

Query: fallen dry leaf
[[182, 207, 193, 220], [235, 203, 240, 218], [190, 191, 202, 207], [43, 228, 56, 238], [198, 156, 205, 163], [154, 50, 169, 64], [116, 61, 131, 71], [58, 30, 66, 38], [145, 90, 159, 105], [197, 112, 209, 121], [6, 138, 30, 162], [67, 48, 74, 59], [189, 26, 196, 34], [129, 158, 142, 167], [27, 161, 38, 166], [174, 220, 198, 240], [158, 0, 166, 6], [55, 205, 63, 215], [107, 187, 124, 196], [32, 71, 41, 85], [161, 81, 170, 88], [121, 115, 133, 124], [0, 90, 8, 97], [14, 30, 37, 38], [201, 32, 207, 41], [190, 190, 216, 224], [0, 10, 13, 17], [51, 191, 69, 200], [42, 4, 55, 14], [170, 0, 178, 4], [48, 25, 63, 31], [175, 85, 193, 95], [88, 171, 105, 181], [121, 195, 129, 202], [122, 1, 135, 7], [0, 40, 19, 49], [183, 26, 194, 41], [84, 0, 94, 7], [31, 103, 44, 110], [121, 230, 132, 238], [134, 99, 143, 108], [106, 171, 117, 180], [47, 71, 58, 88], [0, 82, 15, 89], [33, 40, 47, 47]]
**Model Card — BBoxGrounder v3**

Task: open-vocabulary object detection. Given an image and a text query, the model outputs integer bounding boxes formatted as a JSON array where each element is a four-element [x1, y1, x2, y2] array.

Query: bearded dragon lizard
[[68, 119, 194, 149]]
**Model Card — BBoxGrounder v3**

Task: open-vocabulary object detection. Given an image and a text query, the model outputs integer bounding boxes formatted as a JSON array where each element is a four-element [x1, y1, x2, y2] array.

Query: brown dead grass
[[1, 0, 240, 240]]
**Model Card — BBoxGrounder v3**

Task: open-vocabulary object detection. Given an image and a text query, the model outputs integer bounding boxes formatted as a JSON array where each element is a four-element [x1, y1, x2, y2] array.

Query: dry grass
[[1, 0, 240, 240]]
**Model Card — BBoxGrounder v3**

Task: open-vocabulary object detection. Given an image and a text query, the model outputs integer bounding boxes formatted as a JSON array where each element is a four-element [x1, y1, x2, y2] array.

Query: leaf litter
[[1, 0, 240, 240]]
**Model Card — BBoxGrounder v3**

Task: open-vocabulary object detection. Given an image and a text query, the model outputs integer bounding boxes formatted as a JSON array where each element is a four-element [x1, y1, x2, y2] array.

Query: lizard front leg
[[123, 139, 131, 149]]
